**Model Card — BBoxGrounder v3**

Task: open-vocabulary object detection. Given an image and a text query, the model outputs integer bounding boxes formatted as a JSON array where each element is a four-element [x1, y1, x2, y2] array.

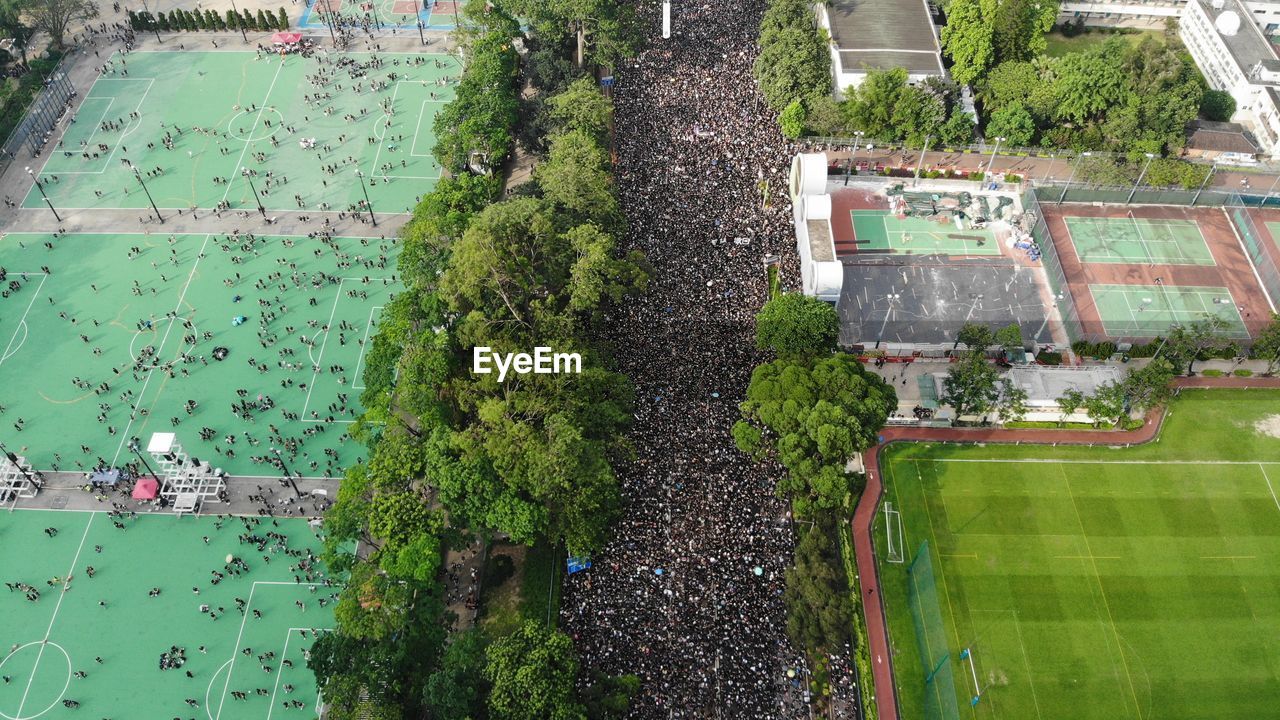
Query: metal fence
[[1226, 199, 1280, 312], [0, 64, 76, 180], [1022, 186, 1086, 344]]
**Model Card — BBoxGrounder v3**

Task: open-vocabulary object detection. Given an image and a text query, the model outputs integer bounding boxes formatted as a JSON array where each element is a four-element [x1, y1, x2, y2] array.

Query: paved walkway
[[851, 376, 1280, 720]]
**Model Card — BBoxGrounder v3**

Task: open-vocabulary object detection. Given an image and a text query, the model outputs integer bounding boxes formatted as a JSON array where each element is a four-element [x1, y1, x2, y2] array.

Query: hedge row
[[128, 8, 289, 34]]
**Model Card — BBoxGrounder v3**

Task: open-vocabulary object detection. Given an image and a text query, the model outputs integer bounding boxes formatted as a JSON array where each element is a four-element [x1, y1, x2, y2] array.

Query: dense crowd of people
[[560, 2, 854, 717]]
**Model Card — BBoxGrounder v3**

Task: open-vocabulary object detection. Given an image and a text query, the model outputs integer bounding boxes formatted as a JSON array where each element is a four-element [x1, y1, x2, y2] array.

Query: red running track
[[851, 376, 1280, 720]]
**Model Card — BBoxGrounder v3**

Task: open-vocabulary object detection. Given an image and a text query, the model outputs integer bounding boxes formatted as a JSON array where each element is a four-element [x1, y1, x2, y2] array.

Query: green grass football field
[[0, 510, 335, 720], [875, 389, 1280, 720], [0, 231, 401, 477], [23, 50, 458, 215]]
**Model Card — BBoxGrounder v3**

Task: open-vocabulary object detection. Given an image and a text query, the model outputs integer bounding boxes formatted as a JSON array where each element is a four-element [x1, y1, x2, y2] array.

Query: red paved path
[[851, 377, 1280, 720]]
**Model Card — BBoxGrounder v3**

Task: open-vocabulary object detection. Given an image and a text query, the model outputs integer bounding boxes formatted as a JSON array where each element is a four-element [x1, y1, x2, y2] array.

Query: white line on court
[[1260, 464, 1280, 515], [350, 304, 382, 391], [109, 234, 213, 468], [13, 512, 96, 720], [220, 59, 287, 208], [0, 273, 48, 367]]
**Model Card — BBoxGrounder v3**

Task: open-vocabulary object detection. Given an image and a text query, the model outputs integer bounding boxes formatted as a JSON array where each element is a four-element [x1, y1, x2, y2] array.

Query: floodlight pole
[[911, 135, 931, 188], [140, 0, 162, 43], [1126, 152, 1155, 205], [1191, 161, 1217, 206], [1058, 151, 1090, 205], [129, 162, 163, 223], [355, 169, 376, 226], [271, 447, 303, 498], [845, 131, 864, 186], [981, 136, 1005, 191], [417, 19, 425, 45], [242, 169, 266, 217], [230, 0, 249, 43], [25, 167, 60, 222], [0, 441, 38, 484], [127, 437, 161, 482]]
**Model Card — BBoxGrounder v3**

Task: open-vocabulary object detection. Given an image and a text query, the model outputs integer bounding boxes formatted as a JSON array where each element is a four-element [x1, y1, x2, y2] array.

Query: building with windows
[[816, 0, 946, 94], [1180, 0, 1280, 157], [1059, 0, 1280, 33]]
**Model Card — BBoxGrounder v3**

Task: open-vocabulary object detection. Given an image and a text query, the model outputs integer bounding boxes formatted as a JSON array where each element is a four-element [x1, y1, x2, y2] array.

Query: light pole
[[911, 135, 931, 188], [417, 18, 425, 45], [1058, 151, 1091, 205], [25, 167, 60, 222], [128, 162, 163, 223], [981, 136, 1005, 190], [241, 168, 266, 217], [0, 441, 39, 485], [355, 169, 376, 227], [1126, 152, 1156, 205], [229, 0, 248, 43], [844, 130, 864, 186], [271, 446, 303, 498], [1192, 161, 1217, 206], [139, 0, 162, 43], [126, 437, 160, 482]]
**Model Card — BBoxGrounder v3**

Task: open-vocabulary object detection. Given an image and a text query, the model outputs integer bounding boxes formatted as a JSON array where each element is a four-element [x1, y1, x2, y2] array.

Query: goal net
[[884, 502, 905, 564]]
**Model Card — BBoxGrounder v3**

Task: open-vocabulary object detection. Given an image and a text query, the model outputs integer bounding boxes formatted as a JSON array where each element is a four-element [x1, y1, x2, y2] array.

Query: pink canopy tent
[[271, 32, 303, 44], [132, 477, 159, 500]]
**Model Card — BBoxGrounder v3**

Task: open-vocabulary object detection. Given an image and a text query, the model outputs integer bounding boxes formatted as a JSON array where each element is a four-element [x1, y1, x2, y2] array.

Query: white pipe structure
[[663, 1, 671, 38]]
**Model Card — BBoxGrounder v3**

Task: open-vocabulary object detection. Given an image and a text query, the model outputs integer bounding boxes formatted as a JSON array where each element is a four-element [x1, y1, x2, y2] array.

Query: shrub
[[1234, 368, 1253, 377], [1036, 350, 1062, 365], [1201, 369, 1224, 377], [1200, 89, 1236, 122], [1003, 173, 1022, 183]]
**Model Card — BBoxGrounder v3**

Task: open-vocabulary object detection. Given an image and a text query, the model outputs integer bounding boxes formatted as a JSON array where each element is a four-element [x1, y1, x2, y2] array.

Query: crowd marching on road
[[559, 2, 857, 718]]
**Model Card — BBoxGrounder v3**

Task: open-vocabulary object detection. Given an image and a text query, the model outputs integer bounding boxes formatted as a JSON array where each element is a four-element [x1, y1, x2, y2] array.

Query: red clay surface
[[1040, 204, 1272, 341], [852, 377, 1280, 720], [829, 187, 889, 256]]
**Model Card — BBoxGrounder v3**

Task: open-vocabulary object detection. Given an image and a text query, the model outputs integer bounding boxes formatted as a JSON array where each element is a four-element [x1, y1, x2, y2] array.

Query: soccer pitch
[[23, 50, 457, 214], [0, 510, 335, 719], [875, 389, 1280, 720], [0, 231, 401, 477]]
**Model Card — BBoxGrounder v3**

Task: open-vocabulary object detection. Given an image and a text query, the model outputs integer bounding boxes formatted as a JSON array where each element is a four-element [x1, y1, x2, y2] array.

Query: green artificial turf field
[[0, 231, 401, 477], [23, 49, 458, 215], [0, 510, 335, 719], [875, 389, 1280, 720]]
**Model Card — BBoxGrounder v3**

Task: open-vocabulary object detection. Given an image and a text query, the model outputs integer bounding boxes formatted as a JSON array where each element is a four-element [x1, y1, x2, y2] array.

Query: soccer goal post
[[884, 502, 905, 564]]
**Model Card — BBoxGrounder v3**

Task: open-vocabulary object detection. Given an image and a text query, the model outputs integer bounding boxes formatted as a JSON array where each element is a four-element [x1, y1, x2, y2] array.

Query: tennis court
[[300, 0, 456, 30], [875, 390, 1280, 720], [24, 49, 457, 215], [1088, 283, 1249, 339], [0, 509, 335, 720], [1064, 215, 1215, 266], [851, 210, 1001, 256], [0, 231, 401, 478]]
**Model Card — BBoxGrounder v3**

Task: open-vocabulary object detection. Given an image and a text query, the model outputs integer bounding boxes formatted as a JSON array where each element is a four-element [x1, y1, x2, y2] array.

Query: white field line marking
[[350, 304, 382, 391], [110, 234, 213, 467], [0, 274, 48, 367], [220, 60, 286, 208], [928, 459, 1280, 465], [1261, 464, 1280, 516], [14, 512, 95, 719]]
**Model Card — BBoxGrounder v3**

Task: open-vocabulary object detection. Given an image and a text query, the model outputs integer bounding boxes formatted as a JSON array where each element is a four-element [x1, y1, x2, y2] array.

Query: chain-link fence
[[907, 540, 960, 720], [0, 62, 76, 181]]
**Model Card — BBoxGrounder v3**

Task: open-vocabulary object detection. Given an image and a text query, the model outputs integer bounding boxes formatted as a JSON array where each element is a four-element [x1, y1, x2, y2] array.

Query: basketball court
[[299, 0, 458, 30], [851, 209, 1002, 256], [0, 509, 334, 720], [0, 231, 401, 478], [23, 49, 458, 216]]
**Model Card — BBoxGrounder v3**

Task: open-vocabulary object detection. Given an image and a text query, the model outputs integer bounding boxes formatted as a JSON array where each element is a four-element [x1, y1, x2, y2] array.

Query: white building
[[815, 0, 945, 94], [1060, 0, 1280, 33], [1180, 0, 1280, 157], [789, 153, 842, 302]]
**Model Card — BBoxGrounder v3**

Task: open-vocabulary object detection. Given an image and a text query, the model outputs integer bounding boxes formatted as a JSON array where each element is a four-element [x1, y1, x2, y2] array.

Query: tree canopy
[[485, 621, 587, 720], [735, 355, 896, 514], [755, 293, 839, 357]]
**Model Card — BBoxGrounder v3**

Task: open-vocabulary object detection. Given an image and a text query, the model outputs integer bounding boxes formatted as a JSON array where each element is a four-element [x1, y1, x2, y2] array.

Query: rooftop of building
[[1186, 119, 1262, 153], [1189, 0, 1280, 77], [827, 0, 944, 77]]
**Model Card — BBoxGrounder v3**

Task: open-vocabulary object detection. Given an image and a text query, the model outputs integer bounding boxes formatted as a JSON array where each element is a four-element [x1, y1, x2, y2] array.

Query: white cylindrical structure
[[663, 1, 671, 38]]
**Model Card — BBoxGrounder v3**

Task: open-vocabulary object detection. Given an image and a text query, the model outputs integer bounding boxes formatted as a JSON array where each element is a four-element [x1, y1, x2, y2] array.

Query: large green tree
[[940, 0, 995, 86], [941, 354, 1001, 419], [755, 292, 839, 357], [1253, 313, 1280, 376], [784, 511, 853, 655], [485, 621, 587, 720], [734, 355, 896, 514], [19, 0, 95, 48]]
